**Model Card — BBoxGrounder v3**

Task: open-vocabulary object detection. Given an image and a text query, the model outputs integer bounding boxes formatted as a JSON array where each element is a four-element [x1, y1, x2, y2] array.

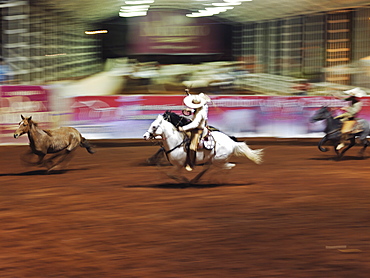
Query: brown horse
[[14, 115, 94, 172]]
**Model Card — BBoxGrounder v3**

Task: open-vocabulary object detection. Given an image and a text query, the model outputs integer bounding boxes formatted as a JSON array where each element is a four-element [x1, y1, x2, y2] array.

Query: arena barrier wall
[[2, 86, 370, 144], [0, 85, 52, 144], [55, 94, 370, 140]]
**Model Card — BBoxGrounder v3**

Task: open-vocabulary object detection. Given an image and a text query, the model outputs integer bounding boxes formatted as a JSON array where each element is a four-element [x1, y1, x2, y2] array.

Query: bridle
[[146, 118, 162, 140], [147, 116, 189, 156]]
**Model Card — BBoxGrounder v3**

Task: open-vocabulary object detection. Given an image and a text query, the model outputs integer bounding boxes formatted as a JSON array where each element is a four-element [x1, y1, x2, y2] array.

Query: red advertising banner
[[3, 93, 370, 142], [127, 11, 227, 55], [0, 85, 50, 144], [65, 95, 370, 139]]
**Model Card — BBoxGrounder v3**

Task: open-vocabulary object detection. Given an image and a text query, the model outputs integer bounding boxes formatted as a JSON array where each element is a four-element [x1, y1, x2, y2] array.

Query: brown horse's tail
[[80, 137, 95, 154]]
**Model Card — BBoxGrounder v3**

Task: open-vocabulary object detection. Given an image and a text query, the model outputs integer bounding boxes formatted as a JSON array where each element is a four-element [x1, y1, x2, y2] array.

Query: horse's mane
[[29, 119, 53, 136], [162, 110, 239, 142], [162, 110, 191, 127], [42, 129, 53, 136]]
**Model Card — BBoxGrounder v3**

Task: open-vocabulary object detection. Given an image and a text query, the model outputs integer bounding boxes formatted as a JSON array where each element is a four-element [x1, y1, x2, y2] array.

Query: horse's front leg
[[45, 150, 72, 172], [190, 164, 211, 184], [338, 137, 356, 159], [36, 154, 46, 165], [166, 166, 190, 184], [47, 140, 80, 172], [318, 135, 329, 152], [20, 150, 45, 166], [147, 147, 165, 165]]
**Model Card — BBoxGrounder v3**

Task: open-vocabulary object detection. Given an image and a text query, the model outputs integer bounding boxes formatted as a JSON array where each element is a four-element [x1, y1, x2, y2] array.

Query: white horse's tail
[[233, 142, 263, 164]]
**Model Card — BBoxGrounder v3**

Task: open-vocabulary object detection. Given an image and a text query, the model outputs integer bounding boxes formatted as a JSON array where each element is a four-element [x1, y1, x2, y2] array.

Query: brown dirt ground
[[1, 139, 370, 278]]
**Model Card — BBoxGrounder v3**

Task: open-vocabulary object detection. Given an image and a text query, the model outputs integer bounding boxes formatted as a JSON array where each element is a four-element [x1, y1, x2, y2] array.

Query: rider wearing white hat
[[179, 93, 210, 171], [334, 87, 367, 150]]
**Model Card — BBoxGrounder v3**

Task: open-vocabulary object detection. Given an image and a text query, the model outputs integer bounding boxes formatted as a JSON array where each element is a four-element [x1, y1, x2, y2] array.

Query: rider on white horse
[[334, 87, 367, 150], [178, 93, 211, 171]]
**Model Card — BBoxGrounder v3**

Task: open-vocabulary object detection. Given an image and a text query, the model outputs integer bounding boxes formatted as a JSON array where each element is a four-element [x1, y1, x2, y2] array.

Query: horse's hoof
[[185, 165, 193, 171], [47, 165, 62, 172], [336, 143, 345, 150], [222, 163, 235, 169]]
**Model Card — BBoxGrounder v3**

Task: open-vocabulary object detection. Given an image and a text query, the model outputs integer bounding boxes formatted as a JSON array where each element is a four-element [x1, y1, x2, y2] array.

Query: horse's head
[[14, 115, 33, 139], [143, 114, 165, 140], [310, 106, 332, 123]]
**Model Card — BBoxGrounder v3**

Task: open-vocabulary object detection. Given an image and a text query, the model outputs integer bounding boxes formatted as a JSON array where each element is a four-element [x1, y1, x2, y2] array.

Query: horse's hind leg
[[358, 139, 369, 158], [47, 139, 83, 171], [44, 151, 65, 171], [80, 137, 95, 154], [189, 165, 211, 184], [46, 150, 74, 172]]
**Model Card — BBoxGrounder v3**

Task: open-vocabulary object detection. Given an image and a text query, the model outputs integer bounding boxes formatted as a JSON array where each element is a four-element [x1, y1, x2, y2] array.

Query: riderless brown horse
[[14, 115, 94, 172]]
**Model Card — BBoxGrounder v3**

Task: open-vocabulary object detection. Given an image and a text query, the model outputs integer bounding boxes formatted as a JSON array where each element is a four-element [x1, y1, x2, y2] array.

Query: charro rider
[[178, 92, 211, 171], [333, 87, 366, 150]]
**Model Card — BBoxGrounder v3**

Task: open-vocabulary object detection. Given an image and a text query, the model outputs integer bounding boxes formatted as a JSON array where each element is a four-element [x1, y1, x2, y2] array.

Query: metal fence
[[234, 5, 370, 94], [0, 0, 102, 85]]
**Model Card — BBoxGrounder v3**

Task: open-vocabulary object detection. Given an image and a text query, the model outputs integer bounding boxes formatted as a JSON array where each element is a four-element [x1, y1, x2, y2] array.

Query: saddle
[[198, 129, 216, 150], [343, 120, 364, 134], [183, 128, 216, 151]]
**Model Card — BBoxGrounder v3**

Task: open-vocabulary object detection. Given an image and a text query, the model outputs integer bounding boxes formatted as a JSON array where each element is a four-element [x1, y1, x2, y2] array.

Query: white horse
[[143, 114, 263, 183]]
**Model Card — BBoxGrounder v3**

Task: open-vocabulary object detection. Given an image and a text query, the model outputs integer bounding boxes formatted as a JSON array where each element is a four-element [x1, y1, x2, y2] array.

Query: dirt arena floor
[[1, 138, 370, 278]]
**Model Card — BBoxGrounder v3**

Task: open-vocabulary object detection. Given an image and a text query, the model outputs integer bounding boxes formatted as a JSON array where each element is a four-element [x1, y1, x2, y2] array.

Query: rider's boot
[[185, 150, 196, 171], [336, 133, 348, 150]]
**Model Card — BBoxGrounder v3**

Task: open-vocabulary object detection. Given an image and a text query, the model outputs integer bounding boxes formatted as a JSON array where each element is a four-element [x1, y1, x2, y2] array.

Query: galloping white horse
[[143, 114, 263, 183]]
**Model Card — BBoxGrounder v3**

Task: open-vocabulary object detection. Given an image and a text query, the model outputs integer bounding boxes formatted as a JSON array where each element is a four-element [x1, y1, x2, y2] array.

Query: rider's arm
[[343, 102, 362, 115], [181, 108, 206, 131], [182, 114, 202, 131]]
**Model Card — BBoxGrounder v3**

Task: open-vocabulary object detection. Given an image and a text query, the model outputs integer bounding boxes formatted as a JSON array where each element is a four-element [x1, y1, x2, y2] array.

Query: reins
[[147, 117, 189, 163]]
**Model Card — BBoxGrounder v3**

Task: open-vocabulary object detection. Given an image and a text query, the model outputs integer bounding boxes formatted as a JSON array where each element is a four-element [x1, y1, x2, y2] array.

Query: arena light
[[119, 11, 147, 17], [222, 0, 242, 4], [205, 7, 228, 13], [211, 2, 235, 6], [120, 5, 150, 11], [85, 30, 108, 35], [186, 10, 215, 17], [45, 53, 67, 56], [210, 4, 234, 9], [186, 13, 211, 17], [125, 0, 154, 4], [200, 11, 216, 16], [119, 2, 151, 17]]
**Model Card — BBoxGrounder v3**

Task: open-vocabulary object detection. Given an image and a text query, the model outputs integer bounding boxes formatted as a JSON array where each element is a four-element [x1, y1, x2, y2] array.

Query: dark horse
[[310, 106, 370, 158], [147, 110, 238, 165]]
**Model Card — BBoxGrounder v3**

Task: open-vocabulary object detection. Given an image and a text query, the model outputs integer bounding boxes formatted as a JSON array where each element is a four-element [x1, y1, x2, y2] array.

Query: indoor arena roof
[[36, 0, 370, 23]]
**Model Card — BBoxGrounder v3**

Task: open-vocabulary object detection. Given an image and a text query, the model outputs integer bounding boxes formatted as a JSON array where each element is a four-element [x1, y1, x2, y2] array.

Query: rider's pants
[[185, 129, 203, 168], [186, 128, 203, 151]]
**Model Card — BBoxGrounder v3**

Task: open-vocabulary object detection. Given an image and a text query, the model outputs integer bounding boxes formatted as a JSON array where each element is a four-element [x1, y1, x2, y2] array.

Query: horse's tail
[[80, 137, 95, 154], [233, 142, 263, 164]]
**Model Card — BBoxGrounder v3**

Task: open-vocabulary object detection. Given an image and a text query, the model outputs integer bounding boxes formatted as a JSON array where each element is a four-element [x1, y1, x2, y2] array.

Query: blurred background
[[2, 0, 370, 142]]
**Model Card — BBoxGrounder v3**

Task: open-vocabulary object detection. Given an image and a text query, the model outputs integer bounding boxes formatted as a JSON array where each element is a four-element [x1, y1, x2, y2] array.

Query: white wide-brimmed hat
[[199, 92, 211, 103], [184, 94, 207, 109], [343, 87, 367, 98]]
